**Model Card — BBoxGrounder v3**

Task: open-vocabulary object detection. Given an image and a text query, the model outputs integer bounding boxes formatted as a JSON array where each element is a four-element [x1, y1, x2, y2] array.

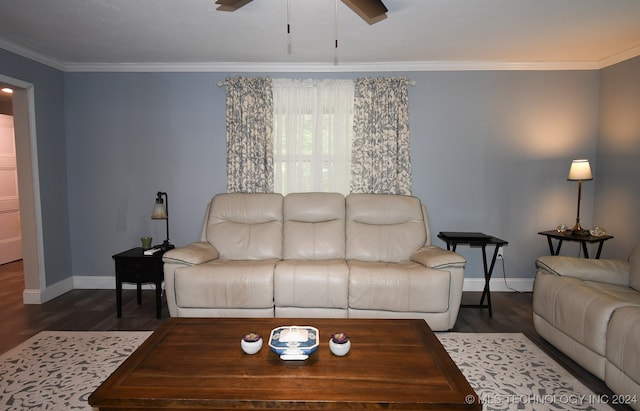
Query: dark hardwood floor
[[0, 259, 630, 410]]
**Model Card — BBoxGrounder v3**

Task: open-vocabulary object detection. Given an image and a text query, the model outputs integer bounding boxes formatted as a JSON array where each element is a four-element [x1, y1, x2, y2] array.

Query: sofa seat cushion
[[534, 271, 640, 357], [274, 259, 349, 309], [174, 259, 276, 309], [606, 306, 640, 389], [348, 260, 450, 313]]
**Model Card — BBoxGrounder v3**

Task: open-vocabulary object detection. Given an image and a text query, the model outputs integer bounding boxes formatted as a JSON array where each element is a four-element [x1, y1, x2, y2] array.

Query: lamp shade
[[567, 159, 593, 181], [151, 198, 168, 219]]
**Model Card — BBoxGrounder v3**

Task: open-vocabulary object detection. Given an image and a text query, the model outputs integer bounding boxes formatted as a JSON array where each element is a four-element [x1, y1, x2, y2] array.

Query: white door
[[0, 113, 22, 264]]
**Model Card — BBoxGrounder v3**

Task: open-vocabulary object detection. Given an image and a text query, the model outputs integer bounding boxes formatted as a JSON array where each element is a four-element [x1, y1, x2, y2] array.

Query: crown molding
[[2, 35, 637, 73], [0, 37, 66, 71], [63, 60, 600, 73], [597, 44, 640, 69]]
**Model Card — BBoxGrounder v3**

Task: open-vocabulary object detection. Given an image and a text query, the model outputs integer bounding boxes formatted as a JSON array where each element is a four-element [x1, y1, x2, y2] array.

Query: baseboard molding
[[23, 276, 74, 304], [23, 276, 159, 305], [23, 288, 43, 304], [24, 275, 533, 305]]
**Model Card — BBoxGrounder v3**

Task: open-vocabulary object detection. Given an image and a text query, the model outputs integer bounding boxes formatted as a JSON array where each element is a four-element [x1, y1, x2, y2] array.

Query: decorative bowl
[[329, 332, 351, 356], [268, 326, 319, 360], [241, 332, 263, 354]]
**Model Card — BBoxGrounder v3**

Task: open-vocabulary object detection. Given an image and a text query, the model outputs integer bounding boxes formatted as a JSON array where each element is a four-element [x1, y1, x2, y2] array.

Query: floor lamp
[[567, 159, 593, 235]]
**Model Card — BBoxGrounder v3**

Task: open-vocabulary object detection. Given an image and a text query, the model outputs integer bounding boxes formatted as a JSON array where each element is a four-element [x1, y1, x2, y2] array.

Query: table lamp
[[151, 191, 174, 250], [567, 159, 593, 235]]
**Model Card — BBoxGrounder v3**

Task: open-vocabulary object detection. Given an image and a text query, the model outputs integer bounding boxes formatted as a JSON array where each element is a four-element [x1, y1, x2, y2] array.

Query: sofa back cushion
[[346, 194, 427, 262], [283, 192, 346, 260], [205, 193, 283, 260], [629, 241, 640, 292]]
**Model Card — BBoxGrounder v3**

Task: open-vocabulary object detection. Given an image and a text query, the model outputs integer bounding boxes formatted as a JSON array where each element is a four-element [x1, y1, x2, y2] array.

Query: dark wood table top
[[538, 230, 613, 242], [89, 318, 480, 410]]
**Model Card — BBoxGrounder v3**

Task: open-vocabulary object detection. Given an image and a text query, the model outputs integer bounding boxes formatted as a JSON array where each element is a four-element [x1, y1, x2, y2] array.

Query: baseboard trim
[[23, 276, 74, 304]]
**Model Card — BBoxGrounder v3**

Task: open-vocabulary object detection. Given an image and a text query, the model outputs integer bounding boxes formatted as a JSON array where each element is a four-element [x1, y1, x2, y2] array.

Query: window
[[272, 79, 354, 195]]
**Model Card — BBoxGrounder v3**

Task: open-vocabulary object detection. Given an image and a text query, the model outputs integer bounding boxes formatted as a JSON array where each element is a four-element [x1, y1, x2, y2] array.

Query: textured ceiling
[[1, 0, 640, 71]]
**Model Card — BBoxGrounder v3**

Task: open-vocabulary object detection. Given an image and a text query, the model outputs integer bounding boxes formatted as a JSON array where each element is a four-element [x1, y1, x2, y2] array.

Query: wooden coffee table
[[89, 318, 480, 410]]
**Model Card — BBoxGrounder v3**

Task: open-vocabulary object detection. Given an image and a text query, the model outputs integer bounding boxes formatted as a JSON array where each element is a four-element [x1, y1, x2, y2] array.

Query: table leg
[[116, 279, 123, 318], [581, 241, 590, 259], [461, 244, 498, 317], [546, 236, 554, 255], [137, 282, 142, 305], [479, 245, 499, 318], [547, 237, 563, 255], [595, 241, 605, 259], [155, 281, 162, 319]]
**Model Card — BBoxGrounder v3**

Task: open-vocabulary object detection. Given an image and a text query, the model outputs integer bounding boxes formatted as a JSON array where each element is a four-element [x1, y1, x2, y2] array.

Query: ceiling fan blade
[[215, 0, 254, 12], [341, 0, 388, 25]]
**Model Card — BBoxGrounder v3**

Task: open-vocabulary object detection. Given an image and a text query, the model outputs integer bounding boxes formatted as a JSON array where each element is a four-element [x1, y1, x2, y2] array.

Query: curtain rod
[[216, 79, 416, 87]]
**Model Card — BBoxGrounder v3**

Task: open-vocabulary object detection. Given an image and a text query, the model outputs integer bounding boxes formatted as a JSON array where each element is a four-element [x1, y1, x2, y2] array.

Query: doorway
[[0, 111, 22, 264], [0, 74, 44, 304]]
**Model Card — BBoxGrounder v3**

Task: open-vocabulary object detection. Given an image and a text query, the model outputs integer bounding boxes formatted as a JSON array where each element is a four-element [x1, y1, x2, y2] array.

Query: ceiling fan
[[214, 0, 388, 25]]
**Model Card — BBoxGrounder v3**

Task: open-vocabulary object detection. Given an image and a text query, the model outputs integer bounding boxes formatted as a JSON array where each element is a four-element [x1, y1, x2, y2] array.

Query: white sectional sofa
[[162, 192, 467, 331], [533, 241, 640, 410]]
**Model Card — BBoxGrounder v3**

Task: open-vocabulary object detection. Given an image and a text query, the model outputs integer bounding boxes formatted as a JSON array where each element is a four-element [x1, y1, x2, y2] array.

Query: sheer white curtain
[[272, 79, 354, 195]]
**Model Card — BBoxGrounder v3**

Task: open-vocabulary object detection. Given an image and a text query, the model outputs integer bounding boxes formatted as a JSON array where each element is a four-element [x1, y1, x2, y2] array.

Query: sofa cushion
[[346, 194, 427, 262], [283, 193, 345, 260], [274, 259, 349, 309], [348, 260, 450, 313], [629, 241, 640, 292], [174, 259, 276, 309], [205, 193, 283, 260]]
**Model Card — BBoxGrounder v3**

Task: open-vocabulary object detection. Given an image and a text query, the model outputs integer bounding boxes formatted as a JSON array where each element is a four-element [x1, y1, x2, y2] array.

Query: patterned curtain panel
[[225, 76, 274, 193], [350, 77, 412, 195]]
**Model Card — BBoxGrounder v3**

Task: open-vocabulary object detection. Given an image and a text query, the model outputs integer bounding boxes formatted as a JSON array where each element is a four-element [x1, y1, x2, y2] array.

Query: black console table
[[437, 232, 508, 318], [538, 230, 613, 259]]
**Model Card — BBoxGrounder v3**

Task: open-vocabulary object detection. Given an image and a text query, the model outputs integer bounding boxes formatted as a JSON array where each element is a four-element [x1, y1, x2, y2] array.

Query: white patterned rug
[[0, 331, 613, 411]]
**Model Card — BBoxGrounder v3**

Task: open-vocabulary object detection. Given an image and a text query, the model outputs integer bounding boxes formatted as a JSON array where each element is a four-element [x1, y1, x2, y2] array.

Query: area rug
[[436, 333, 613, 411], [0, 331, 613, 411]]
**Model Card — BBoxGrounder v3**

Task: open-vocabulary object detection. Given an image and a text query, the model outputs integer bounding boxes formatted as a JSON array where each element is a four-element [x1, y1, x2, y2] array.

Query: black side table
[[112, 247, 165, 319], [538, 230, 613, 259], [437, 232, 508, 318]]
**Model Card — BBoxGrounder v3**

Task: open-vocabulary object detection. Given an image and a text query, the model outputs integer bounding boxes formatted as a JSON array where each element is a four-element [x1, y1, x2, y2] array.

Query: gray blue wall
[[63, 70, 600, 285], [2, 48, 639, 293], [0, 49, 71, 287], [595, 56, 640, 258]]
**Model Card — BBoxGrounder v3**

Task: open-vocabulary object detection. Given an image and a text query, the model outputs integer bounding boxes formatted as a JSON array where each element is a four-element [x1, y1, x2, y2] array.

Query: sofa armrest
[[411, 245, 466, 269], [162, 241, 219, 265], [536, 255, 630, 286]]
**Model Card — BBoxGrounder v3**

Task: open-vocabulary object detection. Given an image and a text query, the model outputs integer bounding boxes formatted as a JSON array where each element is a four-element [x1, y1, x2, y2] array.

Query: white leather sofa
[[162, 192, 467, 331], [533, 242, 640, 410]]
